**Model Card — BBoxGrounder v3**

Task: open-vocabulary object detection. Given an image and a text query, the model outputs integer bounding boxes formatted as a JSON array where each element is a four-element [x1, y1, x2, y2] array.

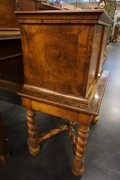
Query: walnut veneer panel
[[86, 25, 103, 96], [21, 25, 90, 97], [99, 26, 108, 72]]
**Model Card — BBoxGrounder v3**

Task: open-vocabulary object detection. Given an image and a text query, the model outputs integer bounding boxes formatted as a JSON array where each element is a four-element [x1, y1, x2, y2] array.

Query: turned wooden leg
[[72, 115, 91, 176], [0, 113, 9, 162], [92, 115, 99, 124], [26, 109, 40, 156], [67, 121, 76, 154]]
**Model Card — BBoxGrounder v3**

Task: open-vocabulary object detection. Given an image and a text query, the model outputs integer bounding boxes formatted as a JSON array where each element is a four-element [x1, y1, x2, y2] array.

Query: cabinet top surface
[[15, 9, 113, 26], [15, 9, 105, 14]]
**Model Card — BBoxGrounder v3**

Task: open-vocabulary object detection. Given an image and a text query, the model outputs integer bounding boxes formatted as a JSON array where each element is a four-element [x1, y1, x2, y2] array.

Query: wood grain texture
[[16, 10, 112, 102], [99, 27, 108, 70], [0, 0, 19, 28], [20, 71, 110, 117], [20, 24, 90, 98], [15, 10, 112, 26], [86, 25, 103, 97]]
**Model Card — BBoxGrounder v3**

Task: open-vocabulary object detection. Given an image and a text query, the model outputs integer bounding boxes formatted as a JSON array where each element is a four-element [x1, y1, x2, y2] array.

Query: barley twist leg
[[26, 109, 40, 156], [72, 124, 89, 176]]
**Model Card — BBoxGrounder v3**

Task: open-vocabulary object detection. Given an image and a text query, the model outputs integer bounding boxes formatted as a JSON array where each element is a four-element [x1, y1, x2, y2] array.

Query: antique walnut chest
[[16, 10, 112, 102], [16, 10, 112, 176]]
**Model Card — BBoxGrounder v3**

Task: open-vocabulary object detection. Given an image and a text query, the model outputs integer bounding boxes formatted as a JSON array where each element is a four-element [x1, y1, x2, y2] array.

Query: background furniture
[[0, 0, 23, 161]]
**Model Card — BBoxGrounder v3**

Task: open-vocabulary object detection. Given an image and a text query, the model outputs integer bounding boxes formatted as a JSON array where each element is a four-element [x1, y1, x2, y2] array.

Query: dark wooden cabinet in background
[[0, 34, 24, 87], [0, 0, 24, 162], [0, 0, 24, 91], [0, 0, 19, 28]]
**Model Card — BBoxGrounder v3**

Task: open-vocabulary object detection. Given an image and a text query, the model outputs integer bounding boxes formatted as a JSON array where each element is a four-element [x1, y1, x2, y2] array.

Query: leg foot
[[72, 165, 84, 176], [92, 115, 99, 124], [72, 124, 89, 176], [26, 109, 40, 156]]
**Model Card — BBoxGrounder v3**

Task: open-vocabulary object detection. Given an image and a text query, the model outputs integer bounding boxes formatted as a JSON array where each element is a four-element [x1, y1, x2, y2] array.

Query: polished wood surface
[[0, 113, 10, 162], [16, 10, 112, 102], [16, 9, 112, 176], [15, 0, 40, 11], [98, 26, 108, 71], [20, 71, 109, 117], [0, 0, 19, 28]]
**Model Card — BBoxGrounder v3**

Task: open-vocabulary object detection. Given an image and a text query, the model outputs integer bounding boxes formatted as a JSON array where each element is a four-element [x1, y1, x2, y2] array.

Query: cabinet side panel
[[99, 27, 108, 73], [21, 25, 89, 97], [86, 25, 103, 97]]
